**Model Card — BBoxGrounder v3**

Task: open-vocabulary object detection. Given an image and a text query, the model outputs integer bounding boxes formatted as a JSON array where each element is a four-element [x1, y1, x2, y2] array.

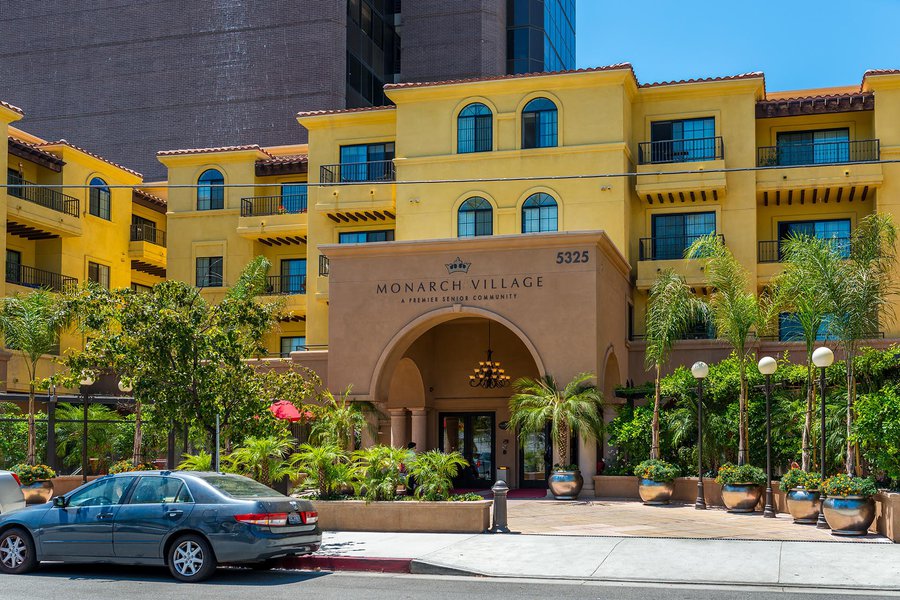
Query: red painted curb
[[281, 555, 412, 574]]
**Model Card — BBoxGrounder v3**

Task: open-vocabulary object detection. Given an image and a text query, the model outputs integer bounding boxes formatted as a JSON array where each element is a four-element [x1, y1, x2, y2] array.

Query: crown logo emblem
[[445, 257, 471, 274]]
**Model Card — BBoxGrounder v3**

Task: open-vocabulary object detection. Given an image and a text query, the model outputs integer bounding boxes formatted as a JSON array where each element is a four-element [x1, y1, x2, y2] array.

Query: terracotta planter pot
[[721, 483, 762, 513], [548, 470, 583, 500], [21, 480, 53, 504], [638, 479, 675, 505], [823, 495, 876, 536], [786, 488, 821, 524]]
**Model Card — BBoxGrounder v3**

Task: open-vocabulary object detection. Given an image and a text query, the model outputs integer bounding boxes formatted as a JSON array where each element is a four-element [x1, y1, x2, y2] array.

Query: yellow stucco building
[[1, 101, 166, 392]]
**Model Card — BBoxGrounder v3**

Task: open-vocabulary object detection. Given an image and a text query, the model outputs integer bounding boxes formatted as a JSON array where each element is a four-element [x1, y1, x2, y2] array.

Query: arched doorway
[[375, 312, 541, 489]]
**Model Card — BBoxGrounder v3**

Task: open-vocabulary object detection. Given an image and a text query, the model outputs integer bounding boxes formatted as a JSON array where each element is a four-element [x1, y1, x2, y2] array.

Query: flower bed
[[310, 498, 492, 533]]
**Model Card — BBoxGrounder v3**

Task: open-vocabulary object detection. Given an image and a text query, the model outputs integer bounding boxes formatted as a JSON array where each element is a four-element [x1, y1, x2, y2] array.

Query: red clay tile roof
[[40, 139, 142, 178], [8, 136, 65, 167], [0, 100, 24, 116], [863, 69, 900, 77], [765, 86, 861, 101], [157, 144, 273, 158], [383, 64, 636, 90], [296, 105, 397, 117], [256, 154, 308, 166], [639, 72, 764, 88], [133, 188, 167, 208]]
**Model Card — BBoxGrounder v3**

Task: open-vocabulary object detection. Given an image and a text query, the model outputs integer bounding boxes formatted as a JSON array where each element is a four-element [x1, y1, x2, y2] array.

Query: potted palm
[[11, 464, 56, 504], [821, 474, 877, 536], [509, 373, 604, 500], [634, 459, 679, 505], [780, 468, 822, 524], [715, 462, 766, 512]]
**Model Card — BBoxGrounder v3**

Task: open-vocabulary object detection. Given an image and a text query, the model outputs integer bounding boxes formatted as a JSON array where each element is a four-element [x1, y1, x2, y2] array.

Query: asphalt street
[[0, 567, 897, 600]]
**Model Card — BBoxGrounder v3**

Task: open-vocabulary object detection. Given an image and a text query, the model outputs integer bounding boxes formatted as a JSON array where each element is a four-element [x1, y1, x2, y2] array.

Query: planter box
[[311, 499, 492, 533], [49, 475, 100, 497]]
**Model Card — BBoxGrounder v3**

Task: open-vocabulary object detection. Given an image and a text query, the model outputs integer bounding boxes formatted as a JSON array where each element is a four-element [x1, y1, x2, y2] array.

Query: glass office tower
[[507, 0, 576, 74]]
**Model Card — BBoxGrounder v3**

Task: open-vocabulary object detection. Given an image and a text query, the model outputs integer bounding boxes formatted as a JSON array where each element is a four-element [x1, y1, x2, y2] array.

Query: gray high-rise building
[[0, 1, 574, 178]]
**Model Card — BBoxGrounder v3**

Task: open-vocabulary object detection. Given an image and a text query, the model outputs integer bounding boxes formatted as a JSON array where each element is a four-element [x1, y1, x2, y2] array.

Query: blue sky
[[576, 0, 900, 91]]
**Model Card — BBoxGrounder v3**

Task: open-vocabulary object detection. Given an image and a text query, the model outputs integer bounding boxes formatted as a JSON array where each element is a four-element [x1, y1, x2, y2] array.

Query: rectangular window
[[779, 313, 832, 342], [196, 257, 223, 288], [279, 259, 307, 294], [7, 168, 23, 199], [338, 230, 395, 244], [778, 219, 851, 258], [776, 128, 849, 166], [88, 261, 110, 289], [649, 117, 716, 163], [89, 187, 111, 220], [6, 249, 21, 284], [280, 183, 308, 213], [650, 212, 716, 260], [339, 143, 395, 182], [281, 336, 307, 357]]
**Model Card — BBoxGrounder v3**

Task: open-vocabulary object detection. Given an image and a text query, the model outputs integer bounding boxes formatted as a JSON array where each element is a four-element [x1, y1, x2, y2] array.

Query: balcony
[[316, 161, 396, 222], [238, 195, 309, 244], [756, 140, 883, 201], [635, 234, 724, 290], [6, 262, 77, 293], [6, 177, 82, 238], [129, 224, 167, 277], [263, 274, 306, 316], [635, 137, 726, 202]]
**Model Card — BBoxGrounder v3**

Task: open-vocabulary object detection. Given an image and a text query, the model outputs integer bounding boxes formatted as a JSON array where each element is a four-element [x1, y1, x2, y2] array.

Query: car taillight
[[10, 473, 20, 486], [301, 511, 318, 524], [234, 513, 289, 526]]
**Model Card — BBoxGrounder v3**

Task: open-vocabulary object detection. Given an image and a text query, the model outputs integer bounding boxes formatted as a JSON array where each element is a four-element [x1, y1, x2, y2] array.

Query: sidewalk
[[287, 530, 900, 591]]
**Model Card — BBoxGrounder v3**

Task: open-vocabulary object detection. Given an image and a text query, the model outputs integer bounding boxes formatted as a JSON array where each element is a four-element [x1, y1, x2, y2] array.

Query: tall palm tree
[[310, 388, 379, 451], [687, 235, 764, 465], [774, 238, 829, 471], [645, 269, 705, 459], [508, 373, 604, 468], [0, 290, 70, 465], [783, 214, 897, 474]]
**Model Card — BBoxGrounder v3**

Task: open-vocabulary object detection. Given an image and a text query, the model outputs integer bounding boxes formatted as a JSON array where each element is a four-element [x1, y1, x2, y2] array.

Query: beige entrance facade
[[304, 231, 631, 492]]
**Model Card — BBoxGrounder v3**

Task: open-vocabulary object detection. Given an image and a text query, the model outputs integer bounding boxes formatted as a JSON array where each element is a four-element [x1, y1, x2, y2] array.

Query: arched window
[[197, 168, 224, 210], [88, 177, 110, 220], [457, 103, 492, 154], [458, 197, 493, 237], [522, 98, 558, 149], [522, 193, 558, 233]]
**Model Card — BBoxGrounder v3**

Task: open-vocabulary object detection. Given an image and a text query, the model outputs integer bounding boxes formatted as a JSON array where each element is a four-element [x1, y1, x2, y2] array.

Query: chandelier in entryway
[[469, 321, 511, 388]]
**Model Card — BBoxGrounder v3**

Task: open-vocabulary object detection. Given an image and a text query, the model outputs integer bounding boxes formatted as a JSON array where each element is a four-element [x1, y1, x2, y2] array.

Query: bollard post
[[490, 480, 510, 533]]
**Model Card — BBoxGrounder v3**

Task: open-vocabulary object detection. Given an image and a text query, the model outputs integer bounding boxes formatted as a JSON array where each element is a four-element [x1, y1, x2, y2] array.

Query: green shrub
[[634, 459, 679, 482], [408, 450, 469, 501], [353, 445, 407, 502], [854, 385, 900, 487], [293, 444, 355, 498], [779, 468, 821, 491], [715, 462, 766, 486], [177, 451, 213, 472], [11, 463, 56, 485], [108, 460, 157, 474], [821, 474, 878, 498], [448, 492, 484, 502]]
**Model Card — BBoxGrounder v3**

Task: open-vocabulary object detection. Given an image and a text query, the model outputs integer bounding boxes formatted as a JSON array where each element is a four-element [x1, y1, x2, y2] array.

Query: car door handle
[[167, 510, 184, 518], [97, 513, 114, 520]]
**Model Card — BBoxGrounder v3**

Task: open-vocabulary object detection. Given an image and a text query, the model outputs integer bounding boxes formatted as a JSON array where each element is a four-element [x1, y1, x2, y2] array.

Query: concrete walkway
[[312, 531, 900, 591]]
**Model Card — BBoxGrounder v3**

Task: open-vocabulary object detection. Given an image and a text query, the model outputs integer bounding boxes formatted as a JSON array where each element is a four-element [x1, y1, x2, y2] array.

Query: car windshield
[[197, 474, 285, 499]]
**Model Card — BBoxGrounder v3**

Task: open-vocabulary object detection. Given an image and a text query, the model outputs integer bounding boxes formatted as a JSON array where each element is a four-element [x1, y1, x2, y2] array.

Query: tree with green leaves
[[781, 214, 898, 474], [687, 235, 771, 466], [508, 373, 604, 469], [0, 290, 71, 465], [310, 387, 379, 451], [645, 269, 704, 460], [226, 435, 297, 486]]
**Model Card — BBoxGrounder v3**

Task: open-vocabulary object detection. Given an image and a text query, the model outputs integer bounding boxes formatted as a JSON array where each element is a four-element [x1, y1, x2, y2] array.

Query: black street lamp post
[[691, 361, 709, 510], [812, 346, 834, 530], [758, 356, 778, 518]]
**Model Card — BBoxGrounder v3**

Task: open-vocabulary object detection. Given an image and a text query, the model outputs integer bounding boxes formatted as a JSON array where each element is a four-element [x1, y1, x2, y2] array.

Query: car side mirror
[[52, 496, 67, 508]]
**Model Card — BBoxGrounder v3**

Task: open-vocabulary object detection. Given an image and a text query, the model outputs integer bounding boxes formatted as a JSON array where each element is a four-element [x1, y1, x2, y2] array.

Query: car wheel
[[0, 528, 37, 574], [168, 534, 216, 582]]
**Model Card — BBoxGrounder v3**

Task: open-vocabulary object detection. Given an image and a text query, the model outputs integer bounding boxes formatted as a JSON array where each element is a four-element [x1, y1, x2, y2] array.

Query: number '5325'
[[556, 251, 589, 264]]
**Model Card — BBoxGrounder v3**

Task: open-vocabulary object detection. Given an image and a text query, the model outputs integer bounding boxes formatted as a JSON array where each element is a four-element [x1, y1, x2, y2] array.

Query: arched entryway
[[374, 309, 542, 489]]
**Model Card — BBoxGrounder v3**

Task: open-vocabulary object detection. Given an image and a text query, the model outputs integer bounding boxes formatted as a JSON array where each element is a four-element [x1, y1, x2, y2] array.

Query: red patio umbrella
[[269, 400, 308, 422]]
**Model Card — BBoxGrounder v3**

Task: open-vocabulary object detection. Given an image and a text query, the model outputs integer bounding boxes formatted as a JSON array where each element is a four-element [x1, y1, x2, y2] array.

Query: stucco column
[[410, 408, 428, 450], [389, 408, 409, 448], [578, 434, 598, 497]]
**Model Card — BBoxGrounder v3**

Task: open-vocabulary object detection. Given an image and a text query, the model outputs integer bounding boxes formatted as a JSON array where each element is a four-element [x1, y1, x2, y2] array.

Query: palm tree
[[353, 444, 408, 501], [0, 290, 71, 465], [687, 235, 764, 465], [293, 443, 352, 497], [782, 214, 898, 474], [645, 269, 705, 460], [55, 403, 119, 473], [177, 451, 213, 471], [408, 450, 470, 501], [227, 435, 296, 486], [310, 388, 379, 451], [508, 373, 604, 469]]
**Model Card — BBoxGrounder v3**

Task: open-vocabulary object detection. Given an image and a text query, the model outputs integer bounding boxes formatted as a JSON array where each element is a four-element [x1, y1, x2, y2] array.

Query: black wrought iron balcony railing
[[6, 262, 77, 292], [638, 136, 723, 165], [265, 274, 307, 295], [757, 139, 880, 167], [6, 175, 80, 217], [639, 234, 724, 261], [130, 224, 166, 247], [318, 255, 330, 277], [240, 194, 308, 217], [320, 160, 395, 184], [758, 237, 851, 263]]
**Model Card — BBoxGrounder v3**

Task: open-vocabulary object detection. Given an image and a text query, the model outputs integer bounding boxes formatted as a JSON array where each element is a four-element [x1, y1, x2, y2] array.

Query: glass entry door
[[439, 412, 495, 489], [519, 424, 551, 488]]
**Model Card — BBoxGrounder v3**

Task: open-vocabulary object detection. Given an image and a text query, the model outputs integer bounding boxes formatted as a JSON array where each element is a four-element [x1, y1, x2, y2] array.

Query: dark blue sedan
[[0, 471, 321, 582]]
